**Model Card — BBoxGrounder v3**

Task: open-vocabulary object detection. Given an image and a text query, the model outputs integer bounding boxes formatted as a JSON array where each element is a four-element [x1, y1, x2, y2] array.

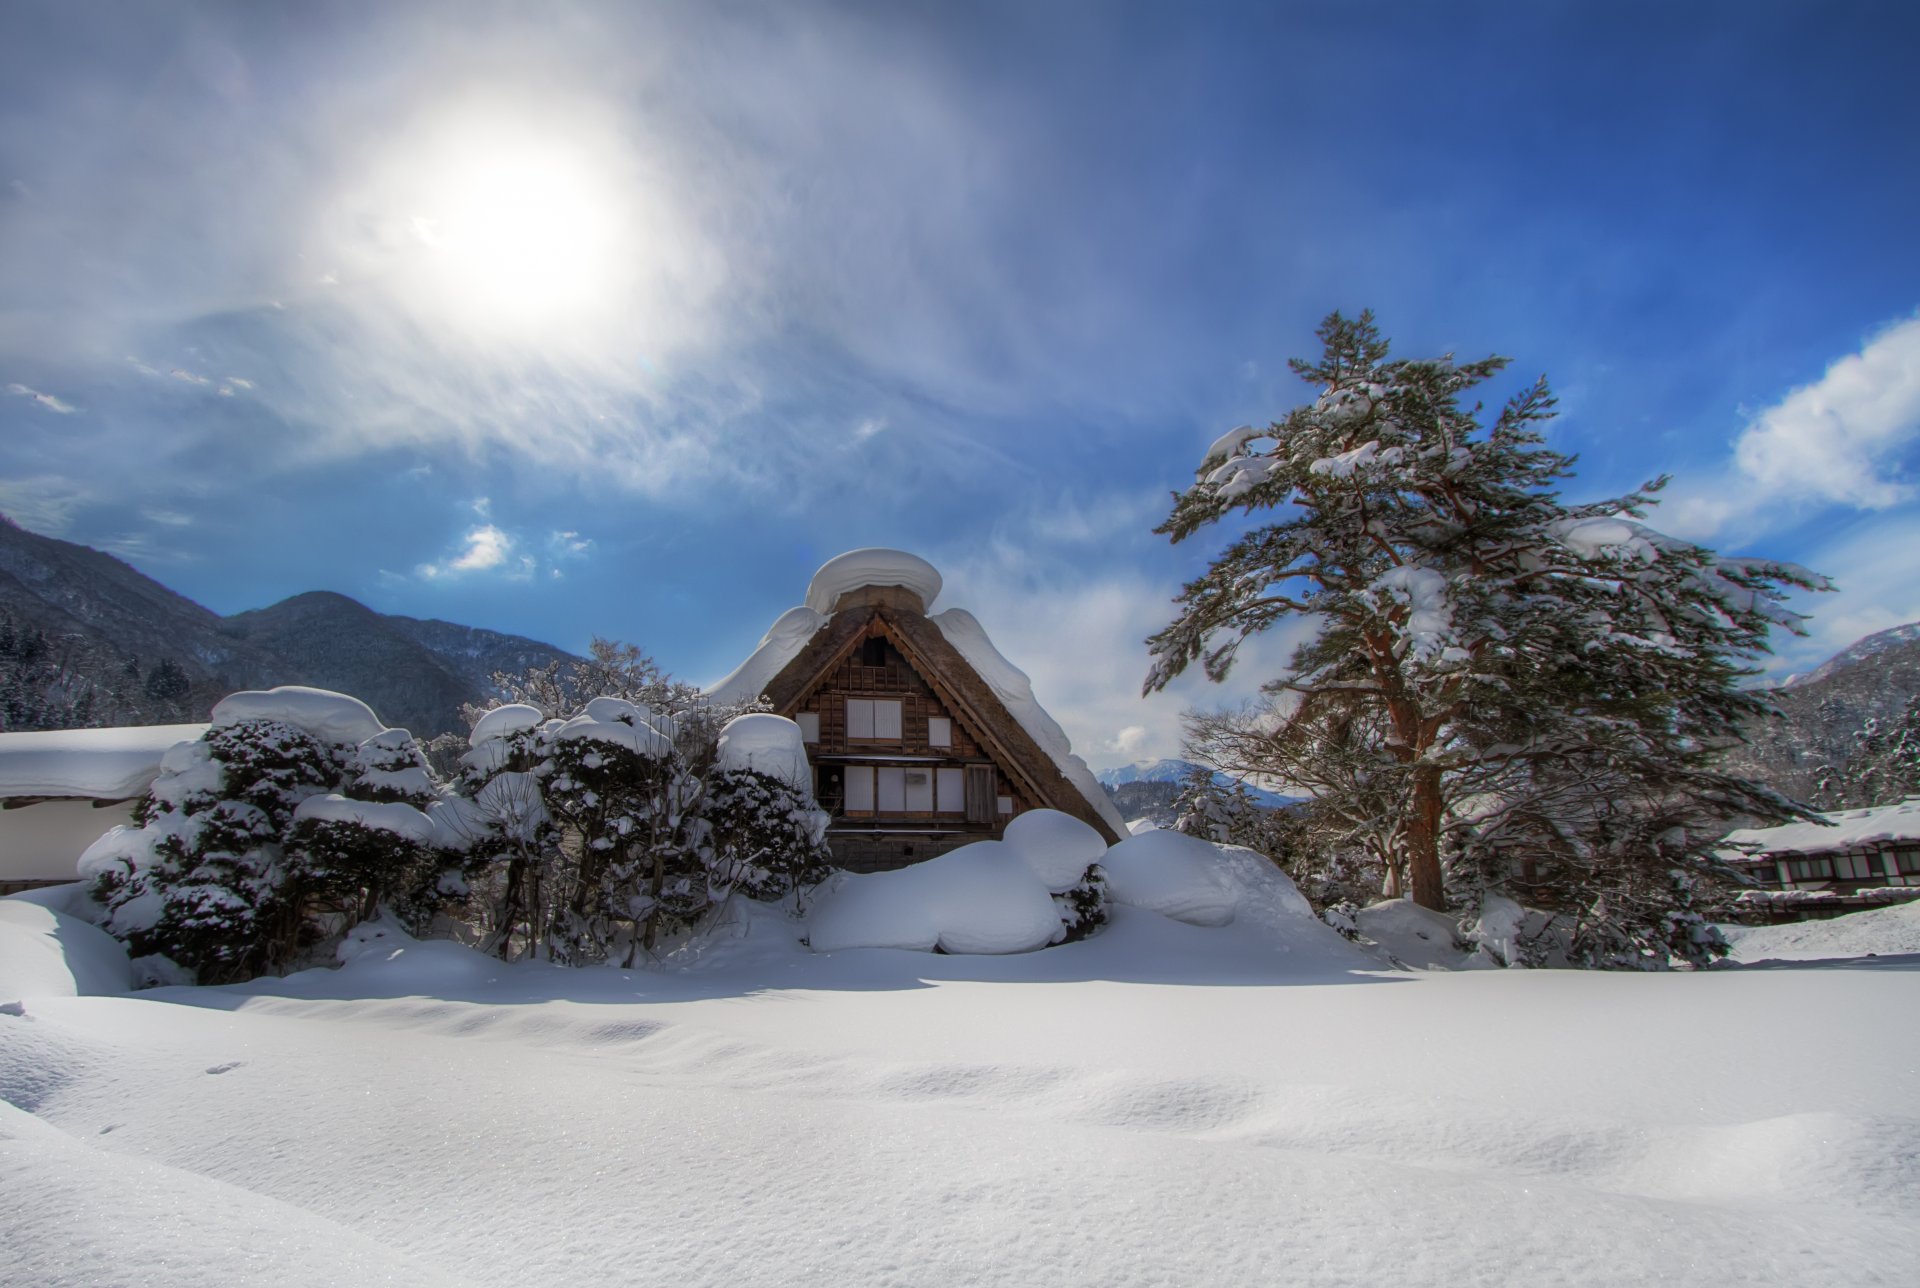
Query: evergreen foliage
[[1810, 698, 1920, 810], [1148, 310, 1829, 964]]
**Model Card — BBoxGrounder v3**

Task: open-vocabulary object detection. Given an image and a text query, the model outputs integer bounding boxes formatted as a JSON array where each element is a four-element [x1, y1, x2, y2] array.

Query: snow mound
[[930, 608, 1127, 836], [292, 794, 435, 844], [468, 703, 544, 747], [1002, 808, 1107, 891], [0, 724, 208, 801], [807, 841, 1063, 954], [0, 898, 131, 1001], [705, 605, 830, 705], [804, 548, 943, 614], [1126, 818, 1159, 835], [715, 713, 813, 791], [1354, 899, 1491, 970], [212, 686, 384, 745], [1723, 900, 1920, 962], [1099, 829, 1238, 926]]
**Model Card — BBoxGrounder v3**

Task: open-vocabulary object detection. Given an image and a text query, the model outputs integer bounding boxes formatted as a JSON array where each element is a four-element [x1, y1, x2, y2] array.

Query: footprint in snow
[[204, 1061, 246, 1075]]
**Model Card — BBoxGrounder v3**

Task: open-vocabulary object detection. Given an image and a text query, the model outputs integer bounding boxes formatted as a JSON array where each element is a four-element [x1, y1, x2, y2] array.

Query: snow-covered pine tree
[[1146, 311, 1828, 951], [703, 765, 832, 903]]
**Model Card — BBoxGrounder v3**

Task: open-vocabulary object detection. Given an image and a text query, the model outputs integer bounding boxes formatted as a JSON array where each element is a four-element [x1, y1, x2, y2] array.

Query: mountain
[[1096, 759, 1300, 809], [1718, 621, 1920, 804], [0, 515, 577, 736]]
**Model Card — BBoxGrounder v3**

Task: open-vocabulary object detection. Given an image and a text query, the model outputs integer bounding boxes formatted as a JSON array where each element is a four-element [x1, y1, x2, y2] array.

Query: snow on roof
[[212, 686, 386, 746], [804, 548, 943, 615], [931, 608, 1128, 836], [1722, 798, 1920, 858], [0, 724, 209, 801], [705, 605, 829, 706], [714, 713, 812, 791]]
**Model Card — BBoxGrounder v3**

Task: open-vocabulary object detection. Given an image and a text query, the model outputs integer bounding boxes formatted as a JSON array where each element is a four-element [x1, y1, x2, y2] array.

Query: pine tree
[[1147, 311, 1827, 953]]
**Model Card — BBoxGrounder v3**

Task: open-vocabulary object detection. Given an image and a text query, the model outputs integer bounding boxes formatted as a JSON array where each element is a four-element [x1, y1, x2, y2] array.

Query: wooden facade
[[749, 585, 1120, 872]]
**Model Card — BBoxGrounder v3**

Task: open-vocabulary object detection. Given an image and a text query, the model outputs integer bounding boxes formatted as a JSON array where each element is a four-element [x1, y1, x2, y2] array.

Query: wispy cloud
[[6, 382, 76, 413], [0, 474, 88, 533]]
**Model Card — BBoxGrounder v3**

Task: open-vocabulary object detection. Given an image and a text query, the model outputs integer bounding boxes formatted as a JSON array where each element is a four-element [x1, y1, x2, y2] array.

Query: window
[[845, 766, 874, 812], [1832, 853, 1875, 881], [797, 712, 820, 743], [904, 769, 933, 812], [1897, 848, 1920, 876], [997, 796, 1013, 815], [936, 767, 965, 813], [1788, 858, 1835, 882], [861, 637, 888, 667], [877, 767, 906, 812], [927, 717, 952, 748], [846, 699, 902, 741]]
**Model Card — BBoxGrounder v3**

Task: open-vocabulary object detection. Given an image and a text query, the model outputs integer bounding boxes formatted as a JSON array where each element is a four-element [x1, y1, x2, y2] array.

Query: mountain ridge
[[0, 515, 578, 736]]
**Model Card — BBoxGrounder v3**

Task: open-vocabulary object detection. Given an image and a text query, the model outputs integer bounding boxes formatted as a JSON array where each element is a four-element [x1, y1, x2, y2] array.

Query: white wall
[[0, 799, 137, 885]]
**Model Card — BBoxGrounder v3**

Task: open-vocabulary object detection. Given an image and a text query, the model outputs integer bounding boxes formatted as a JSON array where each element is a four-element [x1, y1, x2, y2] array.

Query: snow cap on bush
[[807, 841, 1062, 954], [1002, 808, 1108, 892], [714, 713, 813, 791], [211, 686, 385, 746]]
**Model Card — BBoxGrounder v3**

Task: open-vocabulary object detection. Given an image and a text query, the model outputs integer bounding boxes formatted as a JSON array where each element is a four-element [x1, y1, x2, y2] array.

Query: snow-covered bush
[[82, 688, 448, 983], [449, 669, 820, 964]]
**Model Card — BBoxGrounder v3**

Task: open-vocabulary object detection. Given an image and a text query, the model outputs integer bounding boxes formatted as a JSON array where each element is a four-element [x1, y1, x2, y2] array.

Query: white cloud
[[1733, 314, 1920, 509], [5, 382, 76, 414], [418, 524, 514, 578]]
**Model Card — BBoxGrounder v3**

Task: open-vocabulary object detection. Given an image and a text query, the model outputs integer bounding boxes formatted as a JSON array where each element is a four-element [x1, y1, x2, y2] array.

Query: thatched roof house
[[708, 549, 1124, 871]]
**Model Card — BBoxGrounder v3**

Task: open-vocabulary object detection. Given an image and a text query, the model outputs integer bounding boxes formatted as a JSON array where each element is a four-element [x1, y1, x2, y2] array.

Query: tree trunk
[[1405, 763, 1447, 911]]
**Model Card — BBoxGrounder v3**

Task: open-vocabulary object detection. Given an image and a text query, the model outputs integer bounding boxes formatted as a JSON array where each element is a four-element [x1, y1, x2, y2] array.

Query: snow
[[0, 723, 207, 800], [714, 713, 812, 791], [467, 702, 544, 746], [1354, 898, 1494, 971], [553, 712, 672, 758], [211, 686, 385, 746], [1722, 900, 1920, 962], [4, 882, 1914, 1287], [1723, 797, 1920, 857], [803, 547, 943, 614], [1200, 423, 1262, 466], [582, 695, 654, 727], [704, 605, 829, 705], [1365, 564, 1455, 664], [806, 841, 1064, 954], [931, 607, 1128, 836], [291, 794, 435, 845], [1098, 829, 1238, 926], [1002, 808, 1107, 890], [0, 897, 130, 1002]]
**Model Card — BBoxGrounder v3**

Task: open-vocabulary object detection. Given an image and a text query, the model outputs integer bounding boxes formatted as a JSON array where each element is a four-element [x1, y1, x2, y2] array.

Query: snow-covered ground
[[4, 875, 1918, 1286], [1722, 898, 1920, 962]]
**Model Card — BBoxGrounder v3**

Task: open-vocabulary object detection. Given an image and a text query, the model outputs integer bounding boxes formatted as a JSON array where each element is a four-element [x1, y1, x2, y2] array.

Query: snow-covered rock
[[1002, 808, 1107, 891], [714, 713, 813, 791], [804, 548, 943, 614], [212, 686, 385, 745], [807, 841, 1063, 954], [1099, 829, 1238, 926], [292, 794, 435, 844]]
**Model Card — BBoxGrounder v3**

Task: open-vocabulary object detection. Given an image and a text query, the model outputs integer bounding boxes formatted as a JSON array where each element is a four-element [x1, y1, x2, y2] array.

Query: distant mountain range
[[0, 514, 577, 736], [1718, 621, 1920, 804], [1096, 759, 1300, 809]]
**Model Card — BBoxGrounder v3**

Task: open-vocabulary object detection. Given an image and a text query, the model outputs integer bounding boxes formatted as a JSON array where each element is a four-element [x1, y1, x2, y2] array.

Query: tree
[[1810, 699, 1920, 810], [1147, 311, 1826, 945]]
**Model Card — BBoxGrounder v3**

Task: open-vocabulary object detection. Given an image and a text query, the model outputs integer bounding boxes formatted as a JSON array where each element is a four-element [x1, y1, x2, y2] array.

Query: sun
[[410, 139, 624, 329]]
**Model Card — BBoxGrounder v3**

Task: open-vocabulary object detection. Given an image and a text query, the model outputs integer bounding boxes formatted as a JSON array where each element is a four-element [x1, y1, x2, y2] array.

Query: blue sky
[[3, 0, 1918, 767]]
